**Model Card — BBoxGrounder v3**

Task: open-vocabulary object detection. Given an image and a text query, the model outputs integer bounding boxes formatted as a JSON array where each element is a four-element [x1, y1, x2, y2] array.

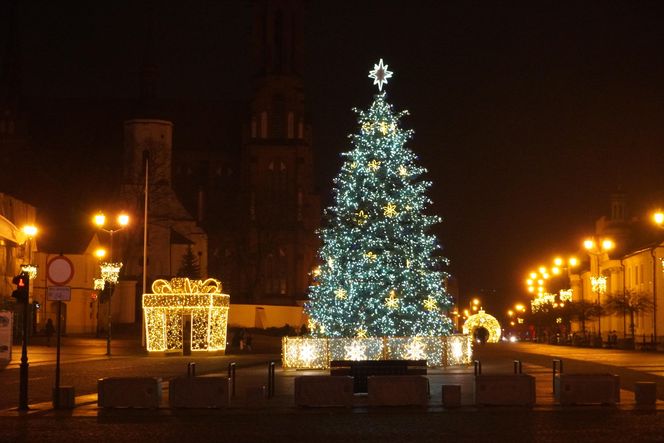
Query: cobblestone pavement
[[2, 337, 664, 441]]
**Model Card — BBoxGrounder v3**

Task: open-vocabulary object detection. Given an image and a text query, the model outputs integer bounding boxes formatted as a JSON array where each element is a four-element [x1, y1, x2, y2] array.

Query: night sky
[[7, 0, 664, 313]]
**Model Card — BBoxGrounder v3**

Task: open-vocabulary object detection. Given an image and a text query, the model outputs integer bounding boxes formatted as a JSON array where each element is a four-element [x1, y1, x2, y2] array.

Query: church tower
[[121, 23, 207, 288], [222, 0, 319, 303]]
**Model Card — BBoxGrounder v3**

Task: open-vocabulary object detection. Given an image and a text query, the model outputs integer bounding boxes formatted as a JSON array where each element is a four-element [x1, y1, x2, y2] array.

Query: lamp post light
[[92, 212, 129, 356], [583, 237, 614, 341]]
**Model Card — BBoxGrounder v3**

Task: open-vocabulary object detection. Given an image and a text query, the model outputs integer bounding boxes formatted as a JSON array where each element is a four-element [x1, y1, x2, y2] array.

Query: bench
[[169, 376, 231, 408], [330, 360, 427, 393], [554, 373, 620, 405], [98, 377, 162, 408], [294, 375, 354, 407]]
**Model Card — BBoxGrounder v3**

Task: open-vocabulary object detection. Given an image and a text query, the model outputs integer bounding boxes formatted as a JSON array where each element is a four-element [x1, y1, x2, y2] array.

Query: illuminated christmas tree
[[306, 59, 454, 338]]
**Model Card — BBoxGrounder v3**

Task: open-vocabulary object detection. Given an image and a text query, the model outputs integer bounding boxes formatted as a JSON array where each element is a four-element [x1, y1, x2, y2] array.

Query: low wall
[[228, 304, 306, 329]]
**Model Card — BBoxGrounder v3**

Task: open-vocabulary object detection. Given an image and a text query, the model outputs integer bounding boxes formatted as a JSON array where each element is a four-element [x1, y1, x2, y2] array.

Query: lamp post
[[649, 211, 664, 346], [15, 225, 37, 411], [583, 237, 614, 342], [93, 212, 129, 356]]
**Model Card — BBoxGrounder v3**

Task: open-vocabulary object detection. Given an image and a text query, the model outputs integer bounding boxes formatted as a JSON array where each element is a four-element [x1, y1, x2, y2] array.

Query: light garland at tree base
[[282, 335, 472, 369]]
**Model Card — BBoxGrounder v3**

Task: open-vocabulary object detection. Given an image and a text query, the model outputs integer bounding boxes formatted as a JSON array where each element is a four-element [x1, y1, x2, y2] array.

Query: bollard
[[227, 362, 236, 398], [473, 360, 482, 376], [552, 359, 563, 394], [513, 360, 522, 374], [187, 362, 196, 377], [267, 361, 276, 398]]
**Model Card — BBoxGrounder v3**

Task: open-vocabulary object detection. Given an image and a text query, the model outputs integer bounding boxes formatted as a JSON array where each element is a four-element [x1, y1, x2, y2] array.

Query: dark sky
[[7, 0, 664, 313]]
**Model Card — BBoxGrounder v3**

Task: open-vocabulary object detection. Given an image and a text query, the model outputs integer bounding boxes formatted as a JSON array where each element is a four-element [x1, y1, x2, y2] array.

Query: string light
[[304, 61, 454, 341], [282, 335, 473, 369], [462, 309, 502, 343], [142, 278, 229, 353]]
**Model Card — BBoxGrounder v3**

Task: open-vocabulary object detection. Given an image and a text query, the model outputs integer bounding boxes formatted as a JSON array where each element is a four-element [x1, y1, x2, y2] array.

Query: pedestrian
[[45, 318, 55, 347]]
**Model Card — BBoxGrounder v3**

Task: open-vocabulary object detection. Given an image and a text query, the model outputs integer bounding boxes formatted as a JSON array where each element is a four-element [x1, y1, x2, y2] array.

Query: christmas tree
[[306, 59, 454, 338]]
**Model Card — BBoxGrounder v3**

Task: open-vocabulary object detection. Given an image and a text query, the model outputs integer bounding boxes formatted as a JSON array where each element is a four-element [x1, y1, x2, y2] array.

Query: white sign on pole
[[0, 311, 12, 364], [47, 286, 71, 302]]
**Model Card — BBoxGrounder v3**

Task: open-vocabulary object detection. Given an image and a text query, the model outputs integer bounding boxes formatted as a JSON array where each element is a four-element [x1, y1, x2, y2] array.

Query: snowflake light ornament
[[368, 58, 394, 92]]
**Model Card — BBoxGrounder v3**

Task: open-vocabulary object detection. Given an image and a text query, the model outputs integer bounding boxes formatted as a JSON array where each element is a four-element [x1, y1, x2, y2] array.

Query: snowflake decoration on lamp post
[[368, 58, 393, 91]]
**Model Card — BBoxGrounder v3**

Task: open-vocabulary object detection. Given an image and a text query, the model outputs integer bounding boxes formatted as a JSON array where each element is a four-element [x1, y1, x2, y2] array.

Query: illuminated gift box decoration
[[282, 335, 472, 369], [143, 278, 229, 353]]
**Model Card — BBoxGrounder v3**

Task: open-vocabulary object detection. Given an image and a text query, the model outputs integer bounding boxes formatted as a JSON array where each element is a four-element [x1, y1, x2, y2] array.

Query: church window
[[287, 112, 294, 139], [298, 119, 304, 139], [251, 116, 257, 138], [260, 111, 268, 138], [297, 188, 303, 221], [272, 94, 285, 138]]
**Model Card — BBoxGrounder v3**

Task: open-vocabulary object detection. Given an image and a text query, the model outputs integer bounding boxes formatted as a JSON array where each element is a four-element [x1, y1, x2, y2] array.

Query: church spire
[[251, 0, 304, 77]]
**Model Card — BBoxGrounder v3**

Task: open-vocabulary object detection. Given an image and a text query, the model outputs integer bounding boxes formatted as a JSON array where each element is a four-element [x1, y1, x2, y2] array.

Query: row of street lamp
[[521, 210, 664, 340]]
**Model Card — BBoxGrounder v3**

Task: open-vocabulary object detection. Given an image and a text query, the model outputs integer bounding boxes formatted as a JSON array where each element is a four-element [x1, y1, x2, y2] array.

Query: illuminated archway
[[462, 309, 501, 343]]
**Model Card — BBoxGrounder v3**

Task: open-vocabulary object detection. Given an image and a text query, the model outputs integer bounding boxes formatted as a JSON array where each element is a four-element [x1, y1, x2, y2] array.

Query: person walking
[[45, 318, 55, 347]]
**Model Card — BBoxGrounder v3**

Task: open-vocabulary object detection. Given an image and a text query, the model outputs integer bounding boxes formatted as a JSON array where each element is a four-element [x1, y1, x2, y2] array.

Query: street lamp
[[92, 211, 129, 356], [649, 211, 664, 346], [583, 236, 614, 341], [16, 224, 38, 411]]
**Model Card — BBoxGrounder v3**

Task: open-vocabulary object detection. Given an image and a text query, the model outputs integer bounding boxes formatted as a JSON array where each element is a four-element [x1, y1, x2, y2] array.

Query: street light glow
[[602, 239, 614, 251], [94, 248, 107, 259], [553, 257, 563, 267], [94, 212, 106, 227], [117, 213, 130, 226], [569, 257, 579, 267], [22, 225, 38, 237], [583, 239, 595, 250], [653, 211, 664, 225]]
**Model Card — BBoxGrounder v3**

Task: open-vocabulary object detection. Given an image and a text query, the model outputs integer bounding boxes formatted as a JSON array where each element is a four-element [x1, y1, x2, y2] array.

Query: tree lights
[[305, 60, 454, 339]]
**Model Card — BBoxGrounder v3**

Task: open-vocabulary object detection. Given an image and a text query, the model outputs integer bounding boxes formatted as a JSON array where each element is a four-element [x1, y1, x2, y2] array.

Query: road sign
[[47, 256, 74, 286], [47, 286, 71, 302]]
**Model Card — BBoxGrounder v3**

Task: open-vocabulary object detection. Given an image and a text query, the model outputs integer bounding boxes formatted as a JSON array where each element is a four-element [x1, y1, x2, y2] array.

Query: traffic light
[[12, 272, 29, 304]]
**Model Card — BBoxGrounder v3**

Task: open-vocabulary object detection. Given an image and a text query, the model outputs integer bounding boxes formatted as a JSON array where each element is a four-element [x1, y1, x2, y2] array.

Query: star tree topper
[[368, 58, 393, 91]]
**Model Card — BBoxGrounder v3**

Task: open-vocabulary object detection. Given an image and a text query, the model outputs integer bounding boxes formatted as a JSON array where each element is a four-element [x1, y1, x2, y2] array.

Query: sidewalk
[[2, 334, 144, 369]]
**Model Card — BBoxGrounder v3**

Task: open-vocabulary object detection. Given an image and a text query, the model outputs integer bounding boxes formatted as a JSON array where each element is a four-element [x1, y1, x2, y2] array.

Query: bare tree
[[604, 290, 654, 339]]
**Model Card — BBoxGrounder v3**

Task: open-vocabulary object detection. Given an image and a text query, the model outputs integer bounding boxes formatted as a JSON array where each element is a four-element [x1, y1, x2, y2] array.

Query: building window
[[260, 111, 268, 138], [298, 119, 304, 139], [251, 116, 257, 138], [287, 112, 294, 139], [297, 188, 303, 221]]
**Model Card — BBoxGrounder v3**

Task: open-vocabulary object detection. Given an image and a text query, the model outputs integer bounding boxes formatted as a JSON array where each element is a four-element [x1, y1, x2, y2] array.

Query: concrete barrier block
[[635, 381, 657, 406], [98, 377, 162, 408], [52, 386, 75, 409], [475, 374, 536, 406], [555, 374, 620, 405], [169, 376, 230, 408], [368, 375, 428, 407], [295, 376, 353, 407], [442, 384, 461, 408]]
